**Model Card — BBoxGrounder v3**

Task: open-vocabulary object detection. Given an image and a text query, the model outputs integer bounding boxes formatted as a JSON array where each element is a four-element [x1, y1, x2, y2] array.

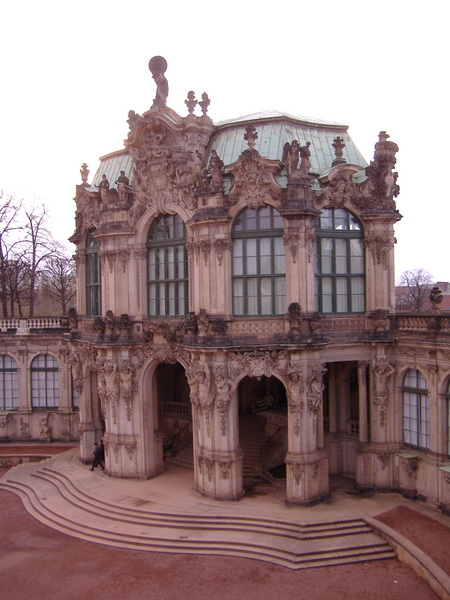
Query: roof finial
[[149, 56, 168, 108], [244, 125, 258, 149], [332, 136, 346, 166]]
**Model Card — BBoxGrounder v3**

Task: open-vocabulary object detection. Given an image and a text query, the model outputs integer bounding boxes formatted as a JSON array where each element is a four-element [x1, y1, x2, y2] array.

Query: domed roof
[[208, 110, 367, 174], [91, 109, 367, 191]]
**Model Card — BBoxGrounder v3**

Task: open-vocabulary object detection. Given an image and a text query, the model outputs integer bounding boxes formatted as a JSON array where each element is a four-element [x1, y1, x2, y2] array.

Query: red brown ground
[[0, 445, 77, 455], [376, 505, 450, 576], [0, 481, 440, 600]]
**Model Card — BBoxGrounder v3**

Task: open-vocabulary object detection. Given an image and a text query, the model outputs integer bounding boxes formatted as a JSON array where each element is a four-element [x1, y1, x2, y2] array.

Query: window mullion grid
[[243, 238, 249, 315]]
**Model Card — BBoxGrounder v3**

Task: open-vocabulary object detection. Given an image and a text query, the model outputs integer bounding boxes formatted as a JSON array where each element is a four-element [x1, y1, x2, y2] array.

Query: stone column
[[285, 359, 329, 505], [358, 361, 369, 443], [191, 358, 243, 500]]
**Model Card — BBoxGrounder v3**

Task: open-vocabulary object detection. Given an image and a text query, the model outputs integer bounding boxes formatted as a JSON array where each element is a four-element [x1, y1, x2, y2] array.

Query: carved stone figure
[[299, 142, 311, 176], [287, 302, 302, 336], [208, 150, 224, 188], [149, 56, 169, 108], [282, 140, 300, 176], [199, 92, 210, 115], [185, 90, 197, 114], [98, 174, 110, 202], [115, 171, 130, 203], [197, 309, 209, 337], [372, 359, 395, 427]]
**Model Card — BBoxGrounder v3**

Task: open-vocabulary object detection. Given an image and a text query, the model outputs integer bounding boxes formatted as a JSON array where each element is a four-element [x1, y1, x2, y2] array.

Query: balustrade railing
[[160, 401, 192, 417], [0, 317, 67, 333]]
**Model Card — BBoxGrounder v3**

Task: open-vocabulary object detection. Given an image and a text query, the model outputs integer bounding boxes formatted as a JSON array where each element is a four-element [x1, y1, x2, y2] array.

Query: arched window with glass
[[0, 355, 18, 410], [31, 354, 60, 409], [315, 208, 364, 313], [402, 369, 429, 449], [85, 230, 101, 317], [147, 214, 188, 317], [446, 380, 450, 456], [232, 206, 286, 316]]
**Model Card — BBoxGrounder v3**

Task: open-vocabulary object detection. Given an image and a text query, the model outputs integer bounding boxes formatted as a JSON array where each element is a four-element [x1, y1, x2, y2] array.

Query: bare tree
[[0, 192, 23, 317], [21, 205, 60, 317], [5, 256, 32, 317], [41, 253, 76, 315], [398, 268, 434, 312]]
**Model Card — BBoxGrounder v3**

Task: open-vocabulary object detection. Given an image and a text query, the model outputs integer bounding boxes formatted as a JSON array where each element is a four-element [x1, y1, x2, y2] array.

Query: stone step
[[33, 465, 372, 539], [0, 458, 396, 570]]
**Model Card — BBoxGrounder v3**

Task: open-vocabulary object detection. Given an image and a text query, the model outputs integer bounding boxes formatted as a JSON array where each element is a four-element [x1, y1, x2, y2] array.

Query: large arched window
[[232, 206, 285, 316], [147, 214, 188, 317], [31, 354, 59, 409], [315, 208, 364, 313], [402, 369, 429, 449], [0, 355, 18, 410], [85, 230, 101, 317], [446, 381, 450, 456]]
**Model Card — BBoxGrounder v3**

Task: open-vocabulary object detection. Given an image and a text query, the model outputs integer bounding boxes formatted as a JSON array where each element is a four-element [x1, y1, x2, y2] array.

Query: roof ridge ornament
[[332, 136, 346, 166], [244, 125, 258, 149], [149, 56, 168, 109]]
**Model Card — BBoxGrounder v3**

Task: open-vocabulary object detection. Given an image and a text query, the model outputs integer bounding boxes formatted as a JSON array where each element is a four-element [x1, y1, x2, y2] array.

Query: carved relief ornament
[[226, 147, 283, 210]]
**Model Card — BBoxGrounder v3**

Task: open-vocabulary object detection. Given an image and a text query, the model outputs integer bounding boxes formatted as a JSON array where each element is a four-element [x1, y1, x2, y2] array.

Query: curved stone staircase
[[0, 449, 397, 570]]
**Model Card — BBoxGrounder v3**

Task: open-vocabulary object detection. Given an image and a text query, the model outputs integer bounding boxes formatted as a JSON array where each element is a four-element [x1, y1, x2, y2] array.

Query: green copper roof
[[208, 110, 367, 173], [92, 110, 368, 189]]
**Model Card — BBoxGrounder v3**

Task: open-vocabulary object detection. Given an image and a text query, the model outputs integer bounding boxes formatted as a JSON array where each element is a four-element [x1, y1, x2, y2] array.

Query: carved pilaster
[[214, 238, 232, 266], [283, 232, 299, 263], [372, 359, 395, 427]]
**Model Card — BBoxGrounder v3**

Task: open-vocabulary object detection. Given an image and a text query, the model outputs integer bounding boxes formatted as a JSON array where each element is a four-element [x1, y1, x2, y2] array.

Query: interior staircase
[[0, 451, 397, 570], [167, 414, 272, 480]]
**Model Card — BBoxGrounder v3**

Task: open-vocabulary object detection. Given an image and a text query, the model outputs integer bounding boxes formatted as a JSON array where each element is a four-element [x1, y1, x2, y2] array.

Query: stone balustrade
[[0, 317, 68, 334]]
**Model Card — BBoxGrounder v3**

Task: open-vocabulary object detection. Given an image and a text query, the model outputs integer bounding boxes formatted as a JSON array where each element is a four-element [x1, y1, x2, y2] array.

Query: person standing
[[90, 442, 105, 471]]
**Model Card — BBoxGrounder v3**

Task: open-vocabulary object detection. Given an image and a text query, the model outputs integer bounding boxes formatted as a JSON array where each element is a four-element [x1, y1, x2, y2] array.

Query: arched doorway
[[238, 375, 287, 482], [323, 361, 367, 488], [156, 362, 193, 464]]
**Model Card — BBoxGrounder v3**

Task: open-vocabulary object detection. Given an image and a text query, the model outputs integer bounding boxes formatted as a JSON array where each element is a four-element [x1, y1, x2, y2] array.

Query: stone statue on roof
[[115, 171, 130, 203], [149, 56, 168, 108], [299, 142, 311, 176], [98, 174, 110, 202]]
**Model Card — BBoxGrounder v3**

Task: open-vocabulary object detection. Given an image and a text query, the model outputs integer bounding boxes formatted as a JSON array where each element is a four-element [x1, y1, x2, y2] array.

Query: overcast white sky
[[1, 0, 448, 282]]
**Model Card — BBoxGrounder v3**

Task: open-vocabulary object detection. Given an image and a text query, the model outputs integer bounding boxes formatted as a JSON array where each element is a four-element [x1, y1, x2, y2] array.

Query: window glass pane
[[167, 247, 175, 279], [147, 215, 187, 317], [322, 277, 333, 312], [319, 209, 333, 230], [351, 277, 365, 312], [258, 206, 271, 229], [31, 354, 59, 408], [247, 278, 258, 315], [321, 239, 333, 273], [350, 215, 362, 230], [231, 207, 285, 316], [260, 278, 272, 314], [334, 209, 348, 230], [402, 372, 429, 449], [259, 238, 271, 274], [244, 210, 257, 231], [273, 211, 284, 229], [315, 208, 364, 314], [176, 245, 185, 279], [335, 239, 348, 274], [233, 279, 244, 315], [336, 277, 348, 312], [447, 399, 450, 455], [274, 277, 286, 314]]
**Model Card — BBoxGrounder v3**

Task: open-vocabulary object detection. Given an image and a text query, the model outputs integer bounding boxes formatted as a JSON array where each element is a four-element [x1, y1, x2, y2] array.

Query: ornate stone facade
[[2, 58, 450, 512]]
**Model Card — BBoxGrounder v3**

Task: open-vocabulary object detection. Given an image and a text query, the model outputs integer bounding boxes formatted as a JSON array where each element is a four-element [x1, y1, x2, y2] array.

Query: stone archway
[[155, 362, 193, 463], [237, 375, 287, 481]]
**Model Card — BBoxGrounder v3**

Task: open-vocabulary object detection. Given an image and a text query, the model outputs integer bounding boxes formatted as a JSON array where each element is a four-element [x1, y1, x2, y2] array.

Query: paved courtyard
[[0, 446, 449, 600]]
